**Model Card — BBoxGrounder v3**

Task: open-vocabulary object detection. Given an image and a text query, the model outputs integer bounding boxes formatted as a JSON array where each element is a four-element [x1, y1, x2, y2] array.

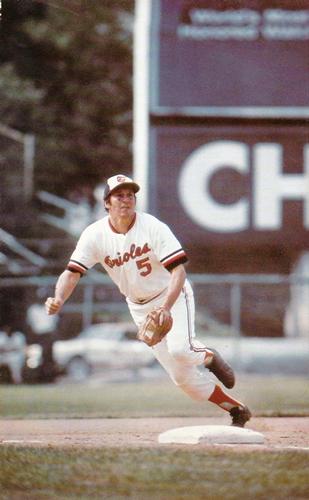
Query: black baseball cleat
[[206, 348, 235, 389], [230, 405, 252, 427]]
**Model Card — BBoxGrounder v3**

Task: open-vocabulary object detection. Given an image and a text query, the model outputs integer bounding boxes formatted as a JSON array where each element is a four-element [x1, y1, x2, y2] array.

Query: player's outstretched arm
[[45, 270, 81, 315], [161, 264, 186, 313]]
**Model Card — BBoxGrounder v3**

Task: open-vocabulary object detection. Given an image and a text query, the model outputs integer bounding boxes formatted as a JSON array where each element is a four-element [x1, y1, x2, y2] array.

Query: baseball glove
[[137, 307, 173, 347]]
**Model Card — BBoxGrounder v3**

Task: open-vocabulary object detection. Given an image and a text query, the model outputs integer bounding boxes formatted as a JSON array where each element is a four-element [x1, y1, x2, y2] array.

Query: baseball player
[[45, 174, 251, 427]]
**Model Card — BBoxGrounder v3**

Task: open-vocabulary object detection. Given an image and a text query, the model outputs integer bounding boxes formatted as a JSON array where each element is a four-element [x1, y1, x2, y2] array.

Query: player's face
[[106, 187, 136, 218]]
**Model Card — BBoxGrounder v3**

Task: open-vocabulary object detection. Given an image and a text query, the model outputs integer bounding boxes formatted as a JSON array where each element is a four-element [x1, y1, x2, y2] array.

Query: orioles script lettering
[[104, 243, 151, 268]]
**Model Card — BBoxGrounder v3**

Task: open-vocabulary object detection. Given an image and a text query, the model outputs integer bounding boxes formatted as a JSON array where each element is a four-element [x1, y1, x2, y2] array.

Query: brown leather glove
[[137, 307, 173, 347]]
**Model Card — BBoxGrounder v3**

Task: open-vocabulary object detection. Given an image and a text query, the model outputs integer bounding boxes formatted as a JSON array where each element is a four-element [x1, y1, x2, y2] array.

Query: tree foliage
[[1, 0, 134, 196]]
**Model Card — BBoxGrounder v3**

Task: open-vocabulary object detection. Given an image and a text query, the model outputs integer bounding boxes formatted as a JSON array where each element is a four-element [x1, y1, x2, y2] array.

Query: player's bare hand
[[45, 297, 63, 315], [155, 306, 171, 327]]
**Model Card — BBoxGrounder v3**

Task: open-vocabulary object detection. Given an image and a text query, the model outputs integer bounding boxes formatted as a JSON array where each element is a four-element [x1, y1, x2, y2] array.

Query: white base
[[158, 425, 265, 445]]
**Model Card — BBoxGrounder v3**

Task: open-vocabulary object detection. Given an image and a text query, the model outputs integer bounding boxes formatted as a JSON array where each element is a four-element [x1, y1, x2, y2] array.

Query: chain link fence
[[0, 273, 308, 341]]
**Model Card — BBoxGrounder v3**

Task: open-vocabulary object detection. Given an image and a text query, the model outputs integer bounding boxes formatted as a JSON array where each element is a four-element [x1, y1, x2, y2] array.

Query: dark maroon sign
[[150, 0, 309, 110], [149, 124, 309, 249]]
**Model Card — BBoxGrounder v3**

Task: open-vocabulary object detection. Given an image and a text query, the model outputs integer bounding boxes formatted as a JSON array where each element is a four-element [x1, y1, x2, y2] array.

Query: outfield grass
[[0, 374, 308, 419]]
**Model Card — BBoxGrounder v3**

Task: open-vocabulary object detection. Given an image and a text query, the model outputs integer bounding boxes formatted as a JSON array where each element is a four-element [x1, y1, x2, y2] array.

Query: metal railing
[[191, 273, 309, 337], [0, 272, 308, 337]]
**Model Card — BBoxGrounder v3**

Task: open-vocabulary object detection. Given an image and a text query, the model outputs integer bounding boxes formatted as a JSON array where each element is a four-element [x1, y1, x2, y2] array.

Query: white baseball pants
[[127, 280, 216, 401]]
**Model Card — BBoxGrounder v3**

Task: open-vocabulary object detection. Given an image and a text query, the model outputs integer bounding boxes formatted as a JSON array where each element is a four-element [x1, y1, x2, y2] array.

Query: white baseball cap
[[103, 174, 140, 200]]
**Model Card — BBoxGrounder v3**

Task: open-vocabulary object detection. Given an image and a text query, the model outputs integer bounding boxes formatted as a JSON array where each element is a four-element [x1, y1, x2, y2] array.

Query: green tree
[[1, 0, 134, 196]]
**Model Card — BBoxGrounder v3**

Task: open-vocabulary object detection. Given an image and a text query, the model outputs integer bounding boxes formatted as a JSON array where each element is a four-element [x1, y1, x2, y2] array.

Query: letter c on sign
[[178, 141, 249, 232]]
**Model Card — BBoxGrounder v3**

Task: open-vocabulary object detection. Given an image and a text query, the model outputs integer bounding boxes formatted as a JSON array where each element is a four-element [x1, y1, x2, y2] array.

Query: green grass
[[0, 374, 308, 418], [0, 446, 308, 499], [0, 375, 308, 499]]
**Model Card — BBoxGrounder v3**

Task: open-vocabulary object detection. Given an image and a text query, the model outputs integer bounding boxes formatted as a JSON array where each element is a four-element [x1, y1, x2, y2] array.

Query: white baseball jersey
[[67, 212, 188, 303], [67, 211, 217, 403]]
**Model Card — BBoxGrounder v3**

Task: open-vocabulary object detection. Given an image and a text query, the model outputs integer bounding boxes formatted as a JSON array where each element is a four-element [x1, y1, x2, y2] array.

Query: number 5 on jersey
[[136, 257, 152, 276]]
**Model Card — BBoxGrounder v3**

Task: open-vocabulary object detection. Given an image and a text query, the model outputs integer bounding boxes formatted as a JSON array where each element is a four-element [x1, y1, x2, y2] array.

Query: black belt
[[131, 288, 167, 305]]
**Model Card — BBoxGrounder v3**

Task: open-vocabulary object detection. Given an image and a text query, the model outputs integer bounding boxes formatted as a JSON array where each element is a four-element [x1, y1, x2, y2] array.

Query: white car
[[53, 322, 156, 380]]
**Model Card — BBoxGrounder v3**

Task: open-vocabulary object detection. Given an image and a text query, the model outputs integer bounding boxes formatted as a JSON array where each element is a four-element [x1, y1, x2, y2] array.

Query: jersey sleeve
[[67, 225, 100, 275], [151, 217, 188, 272]]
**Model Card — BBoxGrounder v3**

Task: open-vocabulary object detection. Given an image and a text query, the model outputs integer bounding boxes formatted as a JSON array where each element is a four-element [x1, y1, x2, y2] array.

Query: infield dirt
[[1, 417, 309, 451]]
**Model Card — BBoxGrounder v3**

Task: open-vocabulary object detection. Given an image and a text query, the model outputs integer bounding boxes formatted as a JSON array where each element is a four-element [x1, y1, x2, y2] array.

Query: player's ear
[[104, 197, 111, 211]]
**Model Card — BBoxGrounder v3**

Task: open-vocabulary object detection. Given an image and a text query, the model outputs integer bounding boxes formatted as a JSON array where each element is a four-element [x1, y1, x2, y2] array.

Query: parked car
[[52, 322, 156, 381]]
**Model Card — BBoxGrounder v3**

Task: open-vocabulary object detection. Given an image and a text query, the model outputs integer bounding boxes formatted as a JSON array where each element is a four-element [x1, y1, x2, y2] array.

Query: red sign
[[150, 124, 309, 249]]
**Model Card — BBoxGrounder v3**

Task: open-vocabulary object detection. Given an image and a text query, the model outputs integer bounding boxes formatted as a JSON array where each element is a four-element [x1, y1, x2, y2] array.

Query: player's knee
[[167, 362, 215, 401], [168, 345, 192, 365], [176, 380, 210, 401], [169, 370, 190, 386]]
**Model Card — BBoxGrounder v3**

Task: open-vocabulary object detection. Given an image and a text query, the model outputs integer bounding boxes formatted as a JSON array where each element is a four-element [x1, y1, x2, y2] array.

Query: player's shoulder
[[139, 212, 173, 236], [80, 216, 109, 238], [137, 211, 165, 226]]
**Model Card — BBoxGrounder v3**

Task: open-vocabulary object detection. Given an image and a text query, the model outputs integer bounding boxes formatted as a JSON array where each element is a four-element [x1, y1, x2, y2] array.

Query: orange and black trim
[[67, 259, 88, 276], [160, 249, 188, 272], [183, 284, 208, 353]]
